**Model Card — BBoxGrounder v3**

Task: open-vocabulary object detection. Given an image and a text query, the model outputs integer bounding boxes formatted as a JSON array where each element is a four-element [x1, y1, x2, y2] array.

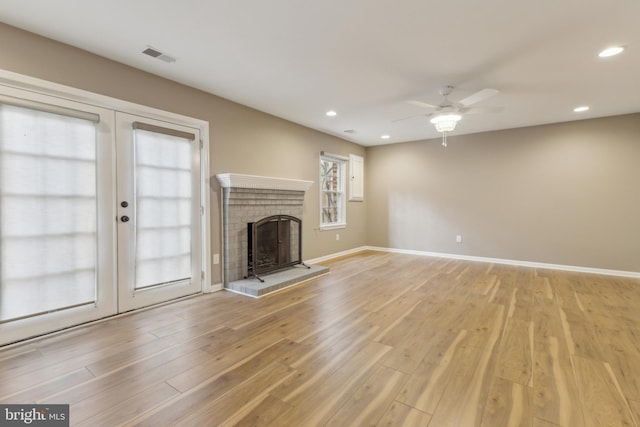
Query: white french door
[[115, 113, 202, 312], [0, 89, 117, 345], [0, 84, 205, 345]]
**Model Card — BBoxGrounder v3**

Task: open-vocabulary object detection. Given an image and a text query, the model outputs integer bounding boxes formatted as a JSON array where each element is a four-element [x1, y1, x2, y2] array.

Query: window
[[0, 102, 99, 322], [133, 125, 194, 290], [320, 153, 346, 229]]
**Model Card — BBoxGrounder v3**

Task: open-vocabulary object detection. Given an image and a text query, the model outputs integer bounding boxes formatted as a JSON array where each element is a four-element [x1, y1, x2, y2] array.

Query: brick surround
[[216, 174, 314, 285], [225, 188, 304, 281]]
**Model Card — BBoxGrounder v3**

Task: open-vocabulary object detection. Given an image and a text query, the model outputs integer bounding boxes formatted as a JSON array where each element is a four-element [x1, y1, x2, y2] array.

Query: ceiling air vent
[[142, 46, 176, 63]]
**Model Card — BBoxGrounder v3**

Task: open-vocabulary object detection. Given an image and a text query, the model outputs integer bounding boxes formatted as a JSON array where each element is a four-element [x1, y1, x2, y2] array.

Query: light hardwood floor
[[1, 251, 640, 426]]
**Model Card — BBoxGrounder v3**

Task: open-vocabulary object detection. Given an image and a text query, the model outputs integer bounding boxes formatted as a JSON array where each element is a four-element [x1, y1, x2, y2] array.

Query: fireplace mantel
[[216, 173, 313, 192]]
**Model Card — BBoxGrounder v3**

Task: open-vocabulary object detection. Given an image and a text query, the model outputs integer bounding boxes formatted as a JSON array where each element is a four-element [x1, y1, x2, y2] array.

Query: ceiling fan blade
[[461, 105, 504, 114], [391, 112, 432, 123], [407, 100, 438, 109], [459, 88, 498, 107]]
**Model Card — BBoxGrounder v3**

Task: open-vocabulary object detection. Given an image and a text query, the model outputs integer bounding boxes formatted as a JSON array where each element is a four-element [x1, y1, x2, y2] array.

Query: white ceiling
[[1, 0, 639, 146]]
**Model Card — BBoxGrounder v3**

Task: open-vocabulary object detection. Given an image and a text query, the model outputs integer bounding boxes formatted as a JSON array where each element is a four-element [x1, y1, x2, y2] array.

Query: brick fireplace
[[216, 174, 328, 296]]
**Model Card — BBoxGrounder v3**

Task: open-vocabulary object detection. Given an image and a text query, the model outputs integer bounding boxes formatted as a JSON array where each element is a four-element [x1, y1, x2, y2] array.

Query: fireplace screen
[[248, 215, 303, 281]]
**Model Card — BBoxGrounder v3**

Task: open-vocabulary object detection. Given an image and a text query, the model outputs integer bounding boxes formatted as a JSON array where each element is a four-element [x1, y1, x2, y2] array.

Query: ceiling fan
[[397, 85, 502, 146]]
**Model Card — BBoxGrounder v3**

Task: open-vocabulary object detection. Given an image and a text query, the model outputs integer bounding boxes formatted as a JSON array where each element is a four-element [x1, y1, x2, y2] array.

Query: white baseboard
[[308, 246, 640, 279], [305, 246, 369, 264], [208, 282, 224, 293]]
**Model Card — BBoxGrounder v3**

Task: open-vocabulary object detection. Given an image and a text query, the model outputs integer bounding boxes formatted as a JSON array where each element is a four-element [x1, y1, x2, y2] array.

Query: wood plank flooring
[[1, 250, 640, 426]]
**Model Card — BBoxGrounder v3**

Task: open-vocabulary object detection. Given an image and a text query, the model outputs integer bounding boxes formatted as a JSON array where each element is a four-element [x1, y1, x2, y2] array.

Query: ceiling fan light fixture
[[598, 46, 624, 58], [430, 113, 462, 133]]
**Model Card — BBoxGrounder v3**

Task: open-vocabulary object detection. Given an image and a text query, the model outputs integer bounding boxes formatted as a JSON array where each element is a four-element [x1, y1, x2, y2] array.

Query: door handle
[[121, 215, 130, 223]]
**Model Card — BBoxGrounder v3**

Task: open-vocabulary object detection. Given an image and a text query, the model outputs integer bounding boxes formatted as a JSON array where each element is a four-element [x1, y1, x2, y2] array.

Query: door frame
[[0, 70, 211, 345]]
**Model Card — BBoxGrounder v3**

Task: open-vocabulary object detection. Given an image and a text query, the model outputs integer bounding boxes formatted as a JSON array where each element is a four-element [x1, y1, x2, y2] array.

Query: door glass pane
[[134, 129, 192, 289], [0, 104, 97, 322]]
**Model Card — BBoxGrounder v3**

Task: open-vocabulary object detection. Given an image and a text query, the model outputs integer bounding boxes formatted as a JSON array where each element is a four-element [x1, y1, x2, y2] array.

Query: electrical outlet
[[336, 233, 340, 241], [456, 235, 462, 243], [213, 254, 220, 264]]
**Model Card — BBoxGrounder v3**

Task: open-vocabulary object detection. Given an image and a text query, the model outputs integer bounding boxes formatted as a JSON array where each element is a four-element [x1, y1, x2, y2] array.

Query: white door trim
[[0, 70, 211, 344]]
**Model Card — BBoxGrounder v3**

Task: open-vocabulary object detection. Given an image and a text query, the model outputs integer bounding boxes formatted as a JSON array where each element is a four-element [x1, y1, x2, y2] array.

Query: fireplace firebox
[[247, 215, 309, 282]]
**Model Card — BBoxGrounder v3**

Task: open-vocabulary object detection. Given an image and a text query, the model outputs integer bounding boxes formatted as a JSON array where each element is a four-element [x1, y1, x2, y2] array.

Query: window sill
[[320, 223, 347, 231]]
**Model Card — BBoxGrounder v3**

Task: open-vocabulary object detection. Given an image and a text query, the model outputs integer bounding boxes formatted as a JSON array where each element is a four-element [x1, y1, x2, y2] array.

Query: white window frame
[[320, 152, 347, 230]]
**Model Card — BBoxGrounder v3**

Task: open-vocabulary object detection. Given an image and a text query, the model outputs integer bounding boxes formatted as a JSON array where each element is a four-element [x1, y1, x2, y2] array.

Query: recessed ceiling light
[[381, 135, 390, 139], [598, 46, 624, 58], [325, 110, 337, 117], [574, 106, 590, 112]]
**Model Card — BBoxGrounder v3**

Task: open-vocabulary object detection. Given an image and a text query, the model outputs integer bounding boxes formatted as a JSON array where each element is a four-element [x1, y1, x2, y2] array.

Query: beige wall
[[366, 113, 640, 272], [0, 23, 367, 285], [2, 22, 639, 276]]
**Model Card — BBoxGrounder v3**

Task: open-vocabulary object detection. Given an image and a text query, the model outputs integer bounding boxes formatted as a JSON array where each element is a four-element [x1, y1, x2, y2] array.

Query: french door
[[115, 113, 202, 312], [0, 86, 204, 345]]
